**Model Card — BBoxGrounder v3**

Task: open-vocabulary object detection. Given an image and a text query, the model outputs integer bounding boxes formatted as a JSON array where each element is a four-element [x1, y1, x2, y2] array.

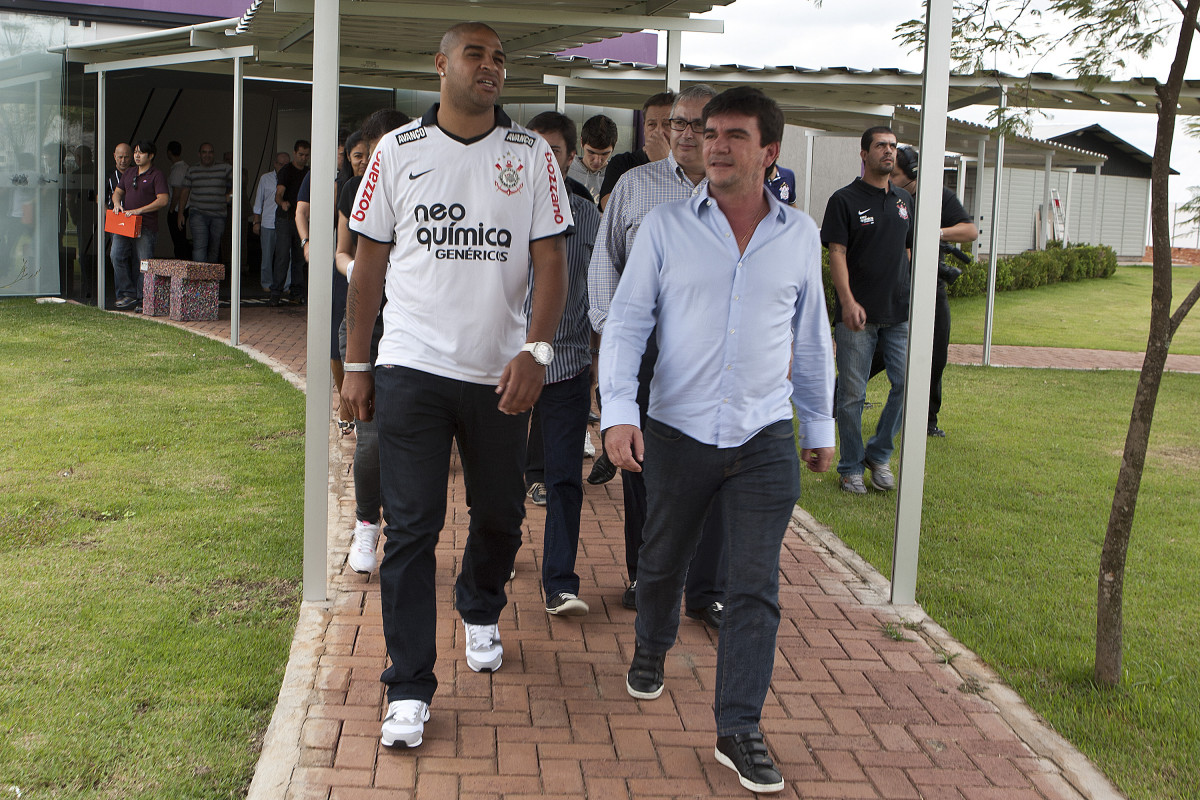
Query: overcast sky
[[677, 0, 1199, 243]]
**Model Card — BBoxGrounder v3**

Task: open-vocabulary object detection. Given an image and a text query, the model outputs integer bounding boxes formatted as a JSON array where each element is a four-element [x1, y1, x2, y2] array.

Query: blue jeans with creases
[[835, 321, 907, 475], [374, 366, 528, 704], [109, 230, 157, 300], [635, 417, 800, 736]]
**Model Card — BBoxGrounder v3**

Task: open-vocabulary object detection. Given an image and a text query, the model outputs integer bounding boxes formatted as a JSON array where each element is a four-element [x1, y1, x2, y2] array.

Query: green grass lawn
[[0, 299, 304, 799], [801, 365, 1200, 800], [949, 265, 1200, 355]]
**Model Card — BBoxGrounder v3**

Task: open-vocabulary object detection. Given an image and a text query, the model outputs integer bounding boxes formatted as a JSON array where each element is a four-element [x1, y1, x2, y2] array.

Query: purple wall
[[35, 0, 248, 18], [557, 32, 657, 65]]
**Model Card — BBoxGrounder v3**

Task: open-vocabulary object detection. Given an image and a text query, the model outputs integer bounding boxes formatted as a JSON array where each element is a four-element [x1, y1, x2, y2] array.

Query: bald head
[[438, 22, 501, 56], [113, 143, 133, 171]]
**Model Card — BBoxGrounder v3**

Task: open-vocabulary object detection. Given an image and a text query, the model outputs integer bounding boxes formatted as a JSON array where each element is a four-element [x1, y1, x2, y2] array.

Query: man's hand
[[801, 447, 835, 473], [342, 371, 375, 422], [605, 424, 644, 472], [495, 351, 545, 415], [177, 211, 185, 228], [841, 299, 866, 331]]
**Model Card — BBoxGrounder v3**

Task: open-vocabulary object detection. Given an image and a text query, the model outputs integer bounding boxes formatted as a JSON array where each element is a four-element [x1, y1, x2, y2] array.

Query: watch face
[[532, 342, 553, 365]]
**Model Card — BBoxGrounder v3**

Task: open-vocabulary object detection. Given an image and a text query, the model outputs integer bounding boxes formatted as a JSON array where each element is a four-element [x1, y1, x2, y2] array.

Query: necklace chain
[[735, 205, 768, 252]]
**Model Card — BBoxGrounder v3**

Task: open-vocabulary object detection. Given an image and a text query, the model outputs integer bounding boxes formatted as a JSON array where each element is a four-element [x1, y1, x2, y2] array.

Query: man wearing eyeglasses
[[588, 83, 726, 631]]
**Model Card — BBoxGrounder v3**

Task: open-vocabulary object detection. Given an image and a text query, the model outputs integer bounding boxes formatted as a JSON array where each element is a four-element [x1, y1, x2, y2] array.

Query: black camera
[[938, 242, 970, 284]]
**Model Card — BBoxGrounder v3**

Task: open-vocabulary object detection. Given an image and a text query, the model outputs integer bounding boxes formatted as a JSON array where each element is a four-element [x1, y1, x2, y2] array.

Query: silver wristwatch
[[521, 341, 554, 366]]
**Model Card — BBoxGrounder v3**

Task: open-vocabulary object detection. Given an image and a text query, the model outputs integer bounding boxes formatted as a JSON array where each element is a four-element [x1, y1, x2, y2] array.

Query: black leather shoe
[[686, 601, 723, 630], [625, 643, 665, 699], [621, 580, 637, 610], [588, 410, 600, 424], [928, 425, 947, 437], [586, 451, 617, 485], [714, 731, 784, 793]]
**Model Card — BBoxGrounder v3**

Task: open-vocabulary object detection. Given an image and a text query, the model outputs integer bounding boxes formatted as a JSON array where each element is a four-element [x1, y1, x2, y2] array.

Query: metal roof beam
[[83, 45, 257, 73], [948, 88, 1000, 111], [278, 20, 315, 52], [273, 0, 724, 33]]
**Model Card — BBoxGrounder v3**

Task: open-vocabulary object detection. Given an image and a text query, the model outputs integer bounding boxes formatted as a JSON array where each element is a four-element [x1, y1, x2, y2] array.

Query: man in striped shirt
[[587, 84, 727, 628], [176, 142, 232, 264], [524, 111, 602, 617]]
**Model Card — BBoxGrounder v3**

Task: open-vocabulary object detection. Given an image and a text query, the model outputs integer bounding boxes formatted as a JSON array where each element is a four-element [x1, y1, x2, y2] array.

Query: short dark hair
[[860, 126, 895, 152], [643, 90, 675, 112], [132, 139, 156, 157], [701, 86, 784, 147], [580, 115, 617, 150], [895, 144, 918, 180], [294, 139, 310, 152], [361, 109, 412, 146], [167, 140, 181, 157], [527, 111, 578, 155]]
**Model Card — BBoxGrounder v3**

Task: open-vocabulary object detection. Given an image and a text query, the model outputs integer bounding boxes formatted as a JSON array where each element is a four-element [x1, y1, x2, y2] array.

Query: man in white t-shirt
[[343, 21, 570, 750]]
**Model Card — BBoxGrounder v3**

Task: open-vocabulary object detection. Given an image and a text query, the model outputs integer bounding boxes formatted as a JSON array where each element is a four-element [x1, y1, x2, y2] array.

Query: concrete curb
[[791, 506, 1128, 800]]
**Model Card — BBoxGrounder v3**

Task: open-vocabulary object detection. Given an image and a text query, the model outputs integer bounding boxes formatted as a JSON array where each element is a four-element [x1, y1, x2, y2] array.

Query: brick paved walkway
[[163, 306, 1137, 800]]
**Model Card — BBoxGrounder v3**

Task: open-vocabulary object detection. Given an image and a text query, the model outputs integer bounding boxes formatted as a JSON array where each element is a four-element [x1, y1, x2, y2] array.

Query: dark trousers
[[375, 366, 528, 704], [168, 208, 189, 259], [636, 418, 800, 736], [271, 211, 306, 296], [526, 371, 591, 598], [869, 279, 951, 428]]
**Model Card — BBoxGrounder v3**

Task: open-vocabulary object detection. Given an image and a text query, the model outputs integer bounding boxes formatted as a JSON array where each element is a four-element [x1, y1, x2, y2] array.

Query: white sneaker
[[463, 620, 503, 672], [348, 520, 380, 574], [381, 699, 429, 748], [583, 431, 596, 458]]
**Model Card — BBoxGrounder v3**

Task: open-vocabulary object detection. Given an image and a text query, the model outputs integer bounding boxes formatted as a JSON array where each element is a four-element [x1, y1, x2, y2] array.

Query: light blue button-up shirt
[[599, 185, 835, 450]]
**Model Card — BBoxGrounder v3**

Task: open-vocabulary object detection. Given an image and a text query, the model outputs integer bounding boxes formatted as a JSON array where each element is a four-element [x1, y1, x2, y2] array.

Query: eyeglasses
[[668, 117, 705, 134]]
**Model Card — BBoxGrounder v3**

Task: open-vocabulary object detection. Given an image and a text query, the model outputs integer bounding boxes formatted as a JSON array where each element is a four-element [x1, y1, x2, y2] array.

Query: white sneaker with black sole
[[381, 699, 429, 748], [546, 592, 589, 616], [463, 620, 503, 672], [348, 520, 380, 573]]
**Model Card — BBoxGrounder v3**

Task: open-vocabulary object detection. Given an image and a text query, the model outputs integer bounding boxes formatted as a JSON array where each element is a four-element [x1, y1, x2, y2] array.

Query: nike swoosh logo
[[408, 169, 435, 180], [857, 209, 870, 215]]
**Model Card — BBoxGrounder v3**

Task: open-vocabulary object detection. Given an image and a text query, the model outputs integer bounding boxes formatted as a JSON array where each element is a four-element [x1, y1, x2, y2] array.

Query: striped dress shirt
[[587, 151, 702, 335], [527, 192, 601, 384]]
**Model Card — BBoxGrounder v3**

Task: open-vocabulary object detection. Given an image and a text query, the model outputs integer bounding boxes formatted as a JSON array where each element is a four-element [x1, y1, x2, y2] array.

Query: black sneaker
[[685, 601, 723, 630], [526, 482, 547, 506], [928, 425, 947, 437], [586, 452, 617, 485], [625, 643, 665, 700], [545, 592, 589, 616], [621, 580, 637, 609], [714, 731, 784, 793]]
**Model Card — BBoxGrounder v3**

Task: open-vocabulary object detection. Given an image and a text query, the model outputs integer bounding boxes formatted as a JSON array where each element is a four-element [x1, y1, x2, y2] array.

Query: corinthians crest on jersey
[[494, 150, 525, 195]]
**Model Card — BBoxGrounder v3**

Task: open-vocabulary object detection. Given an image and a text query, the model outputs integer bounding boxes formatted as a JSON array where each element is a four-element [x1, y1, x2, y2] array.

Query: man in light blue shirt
[[600, 87, 834, 795]]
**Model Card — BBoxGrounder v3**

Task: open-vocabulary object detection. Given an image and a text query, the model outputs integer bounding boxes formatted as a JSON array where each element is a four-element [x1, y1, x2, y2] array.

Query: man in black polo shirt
[[821, 126, 913, 495], [271, 139, 310, 305]]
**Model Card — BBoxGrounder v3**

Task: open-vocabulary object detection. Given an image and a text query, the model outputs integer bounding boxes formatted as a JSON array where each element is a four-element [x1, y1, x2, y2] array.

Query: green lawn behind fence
[[0, 299, 304, 799], [949, 265, 1200, 354]]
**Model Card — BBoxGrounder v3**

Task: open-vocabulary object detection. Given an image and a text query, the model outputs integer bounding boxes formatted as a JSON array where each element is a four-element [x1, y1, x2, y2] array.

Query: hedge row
[[819, 242, 1117, 312]]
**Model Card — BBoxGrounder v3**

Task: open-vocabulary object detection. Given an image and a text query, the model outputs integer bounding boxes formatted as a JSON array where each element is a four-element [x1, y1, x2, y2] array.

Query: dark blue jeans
[[374, 366, 528, 704], [529, 370, 591, 598], [635, 417, 800, 737]]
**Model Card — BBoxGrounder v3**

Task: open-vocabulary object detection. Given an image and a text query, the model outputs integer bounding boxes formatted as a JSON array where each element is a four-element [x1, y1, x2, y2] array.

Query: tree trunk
[[1095, 0, 1200, 687]]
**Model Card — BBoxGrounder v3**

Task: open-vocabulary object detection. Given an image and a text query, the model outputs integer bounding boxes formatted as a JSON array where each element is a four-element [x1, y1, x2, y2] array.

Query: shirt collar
[[690, 183, 787, 223], [666, 151, 703, 191], [421, 103, 513, 130]]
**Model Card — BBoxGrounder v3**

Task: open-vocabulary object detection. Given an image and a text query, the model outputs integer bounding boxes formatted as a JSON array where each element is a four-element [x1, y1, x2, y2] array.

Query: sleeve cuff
[[600, 400, 642, 432], [796, 417, 835, 450]]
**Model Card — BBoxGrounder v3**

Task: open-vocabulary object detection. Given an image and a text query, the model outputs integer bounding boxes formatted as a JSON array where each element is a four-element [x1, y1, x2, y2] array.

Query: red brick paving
[[161, 307, 1131, 800]]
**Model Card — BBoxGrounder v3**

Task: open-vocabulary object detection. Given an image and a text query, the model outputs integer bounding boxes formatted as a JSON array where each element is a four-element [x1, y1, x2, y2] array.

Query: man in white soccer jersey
[[342, 22, 570, 749]]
